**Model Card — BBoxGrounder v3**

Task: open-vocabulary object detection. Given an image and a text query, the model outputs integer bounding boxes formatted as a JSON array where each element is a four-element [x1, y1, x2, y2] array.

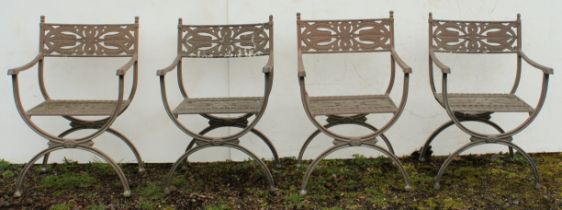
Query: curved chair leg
[[433, 140, 540, 190], [299, 142, 411, 195], [359, 122, 394, 155], [184, 126, 280, 167], [297, 123, 392, 167], [165, 143, 276, 194], [475, 119, 513, 158], [41, 127, 84, 172], [249, 128, 281, 167], [15, 145, 131, 198], [297, 129, 322, 167], [106, 128, 145, 173], [419, 119, 508, 162], [419, 120, 455, 162], [42, 127, 145, 173]]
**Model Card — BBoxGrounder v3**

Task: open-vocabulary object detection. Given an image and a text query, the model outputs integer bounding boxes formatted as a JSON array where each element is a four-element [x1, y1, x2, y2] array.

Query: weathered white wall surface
[[0, 0, 561, 163]]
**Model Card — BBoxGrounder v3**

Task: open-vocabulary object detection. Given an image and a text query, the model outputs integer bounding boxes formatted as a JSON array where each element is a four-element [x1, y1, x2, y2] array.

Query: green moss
[[139, 200, 157, 210], [0, 159, 10, 171], [40, 172, 97, 189], [2, 170, 15, 179], [205, 204, 230, 210], [49, 203, 72, 210], [139, 182, 166, 200], [87, 204, 107, 210], [89, 162, 113, 174]]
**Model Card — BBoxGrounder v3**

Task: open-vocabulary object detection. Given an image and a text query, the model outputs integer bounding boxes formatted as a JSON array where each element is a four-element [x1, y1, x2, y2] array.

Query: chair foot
[[275, 163, 282, 168], [270, 186, 277, 192], [164, 187, 171, 194], [433, 182, 440, 190], [123, 190, 131, 197], [40, 166, 48, 173], [535, 183, 542, 189], [299, 189, 307, 196], [138, 166, 146, 174], [13, 190, 22, 197]]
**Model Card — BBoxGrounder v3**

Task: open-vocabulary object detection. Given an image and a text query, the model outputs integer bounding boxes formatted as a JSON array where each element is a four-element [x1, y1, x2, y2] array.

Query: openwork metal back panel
[[42, 24, 137, 57], [430, 20, 519, 53], [298, 19, 393, 54], [180, 23, 271, 58]]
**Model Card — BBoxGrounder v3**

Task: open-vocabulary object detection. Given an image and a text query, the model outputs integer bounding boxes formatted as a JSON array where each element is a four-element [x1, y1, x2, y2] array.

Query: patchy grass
[[40, 172, 97, 189], [0, 153, 560, 209]]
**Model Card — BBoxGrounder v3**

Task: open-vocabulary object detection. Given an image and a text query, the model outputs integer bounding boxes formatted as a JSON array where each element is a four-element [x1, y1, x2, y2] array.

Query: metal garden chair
[[420, 13, 553, 189], [8, 16, 143, 197], [296, 12, 412, 195], [158, 16, 278, 193]]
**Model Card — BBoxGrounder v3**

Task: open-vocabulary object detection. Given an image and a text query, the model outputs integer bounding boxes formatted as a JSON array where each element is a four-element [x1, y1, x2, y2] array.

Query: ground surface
[[0, 152, 560, 209]]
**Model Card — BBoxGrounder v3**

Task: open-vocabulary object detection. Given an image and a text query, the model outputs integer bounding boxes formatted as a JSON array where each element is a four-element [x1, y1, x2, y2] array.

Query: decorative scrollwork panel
[[299, 19, 392, 53], [181, 24, 270, 58], [431, 21, 518, 53], [42, 24, 137, 57]]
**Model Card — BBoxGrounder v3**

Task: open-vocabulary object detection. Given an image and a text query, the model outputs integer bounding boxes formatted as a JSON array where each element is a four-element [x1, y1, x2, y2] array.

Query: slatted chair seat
[[27, 100, 130, 116], [308, 95, 397, 115], [173, 97, 263, 114], [435, 93, 533, 113]]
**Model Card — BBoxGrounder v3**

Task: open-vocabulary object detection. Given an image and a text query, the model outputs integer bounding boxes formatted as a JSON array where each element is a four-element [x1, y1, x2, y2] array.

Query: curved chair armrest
[[390, 48, 412, 74], [157, 56, 182, 76], [519, 51, 554, 75], [116, 54, 138, 76], [8, 53, 43, 76], [429, 50, 451, 74]]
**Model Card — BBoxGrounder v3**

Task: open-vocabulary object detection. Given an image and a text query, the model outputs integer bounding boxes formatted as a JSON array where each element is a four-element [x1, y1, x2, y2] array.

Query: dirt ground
[[0, 152, 560, 209]]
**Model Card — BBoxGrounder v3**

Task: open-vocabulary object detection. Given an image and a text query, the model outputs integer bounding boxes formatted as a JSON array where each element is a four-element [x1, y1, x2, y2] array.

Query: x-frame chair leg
[[184, 125, 280, 168], [299, 141, 411, 196], [418, 118, 513, 162], [41, 127, 145, 173], [433, 139, 540, 190], [164, 142, 276, 194], [297, 122, 393, 167], [14, 144, 132, 197]]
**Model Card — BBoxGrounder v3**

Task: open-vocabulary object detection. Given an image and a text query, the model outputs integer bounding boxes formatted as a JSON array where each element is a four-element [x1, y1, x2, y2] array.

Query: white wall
[[0, 0, 561, 163]]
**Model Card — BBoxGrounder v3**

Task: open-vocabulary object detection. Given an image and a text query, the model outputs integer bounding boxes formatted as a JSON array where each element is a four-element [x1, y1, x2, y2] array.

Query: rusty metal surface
[[298, 18, 392, 54], [181, 23, 270, 58], [430, 19, 518, 53], [173, 97, 263, 114], [434, 93, 533, 113], [27, 100, 131, 116], [43, 24, 137, 57], [308, 95, 397, 115]]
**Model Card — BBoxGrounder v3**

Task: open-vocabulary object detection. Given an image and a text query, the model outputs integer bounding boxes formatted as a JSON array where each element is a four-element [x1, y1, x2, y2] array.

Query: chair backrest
[[429, 14, 520, 54], [297, 12, 394, 54], [179, 17, 272, 58], [40, 16, 139, 57]]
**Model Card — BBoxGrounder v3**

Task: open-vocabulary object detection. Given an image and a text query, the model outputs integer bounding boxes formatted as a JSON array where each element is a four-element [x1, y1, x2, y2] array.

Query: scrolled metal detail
[[43, 24, 136, 57], [299, 19, 392, 53], [181, 24, 270, 58], [431, 20, 518, 53]]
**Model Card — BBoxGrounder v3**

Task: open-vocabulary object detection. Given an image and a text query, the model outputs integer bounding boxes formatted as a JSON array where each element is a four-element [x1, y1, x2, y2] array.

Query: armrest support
[[519, 51, 554, 75], [116, 54, 138, 76], [263, 56, 273, 74], [390, 48, 412, 74], [157, 56, 182, 76], [429, 50, 451, 74], [297, 54, 306, 78], [8, 53, 43, 76]]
